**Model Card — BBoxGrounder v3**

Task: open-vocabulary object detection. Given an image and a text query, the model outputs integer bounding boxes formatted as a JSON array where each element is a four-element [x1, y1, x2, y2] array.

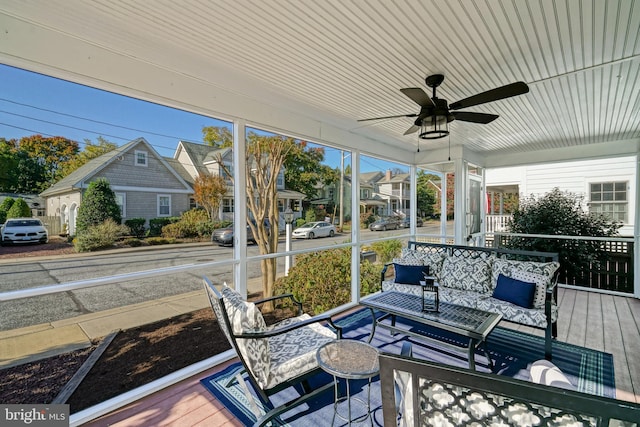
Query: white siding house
[[486, 156, 636, 236]]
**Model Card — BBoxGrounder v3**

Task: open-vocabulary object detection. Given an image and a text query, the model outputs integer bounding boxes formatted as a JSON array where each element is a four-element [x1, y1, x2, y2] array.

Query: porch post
[[440, 173, 447, 243], [233, 120, 248, 298], [351, 150, 361, 303], [635, 153, 639, 298], [454, 159, 467, 245]]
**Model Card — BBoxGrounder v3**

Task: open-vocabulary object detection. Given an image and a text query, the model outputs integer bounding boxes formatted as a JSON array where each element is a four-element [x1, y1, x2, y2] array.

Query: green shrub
[[124, 218, 146, 238], [304, 209, 316, 223], [161, 208, 212, 238], [76, 178, 121, 233], [360, 212, 376, 228], [148, 217, 179, 236], [6, 198, 31, 218], [295, 218, 306, 227], [0, 197, 15, 223], [274, 247, 382, 315], [506, 188, 622, 280], [123, 238, 143, 247], [369, 239, 403, 264], [146, 237, 176, 245], [74, 219, 130, 252]]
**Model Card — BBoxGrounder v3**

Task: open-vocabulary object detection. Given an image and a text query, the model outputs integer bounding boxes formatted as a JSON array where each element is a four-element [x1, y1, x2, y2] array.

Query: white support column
[[440, 173, 447, 243], [351, 150, 361, 303], [233, 120, 248, 298], [635, 153, 639, 299], [454, 160, 467, 245], [410, 165, 417, 235]]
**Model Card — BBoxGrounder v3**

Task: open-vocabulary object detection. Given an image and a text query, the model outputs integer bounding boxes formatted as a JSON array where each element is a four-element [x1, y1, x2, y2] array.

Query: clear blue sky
[[0, 64, 403, 173]]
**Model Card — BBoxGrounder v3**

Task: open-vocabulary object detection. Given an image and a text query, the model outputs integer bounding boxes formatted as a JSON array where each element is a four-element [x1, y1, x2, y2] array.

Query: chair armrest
[[381, 262, 393, 284], [236, 313, 343, 339], [254, 293, 303, 315]]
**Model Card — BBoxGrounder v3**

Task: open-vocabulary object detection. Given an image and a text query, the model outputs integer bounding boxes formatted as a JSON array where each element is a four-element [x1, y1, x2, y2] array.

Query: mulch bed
[[0, 308, 229, 413]]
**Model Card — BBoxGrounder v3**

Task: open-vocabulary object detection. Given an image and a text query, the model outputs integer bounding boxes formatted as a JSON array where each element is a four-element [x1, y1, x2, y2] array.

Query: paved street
[[0, 224, 445, 330]]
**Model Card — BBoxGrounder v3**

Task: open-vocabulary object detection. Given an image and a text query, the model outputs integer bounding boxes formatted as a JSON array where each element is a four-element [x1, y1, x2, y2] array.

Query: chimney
[[385, 169, 392, 180]]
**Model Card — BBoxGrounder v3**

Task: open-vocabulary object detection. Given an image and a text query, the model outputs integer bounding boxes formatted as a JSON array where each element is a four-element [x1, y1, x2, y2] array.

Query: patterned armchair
[[203, 277, 342, 426]]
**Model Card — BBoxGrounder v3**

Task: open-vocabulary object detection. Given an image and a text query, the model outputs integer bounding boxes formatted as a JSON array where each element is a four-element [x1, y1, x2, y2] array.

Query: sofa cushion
[[438, 287, 480, 309], [440, 255, 493, 293], [510, 269, 548, 308], [493, 274, 536, 308], [382, 280, 423, 296], [492, 259, 560, 293], [394, 263, 429, 285], [477, 296, 557, 328]]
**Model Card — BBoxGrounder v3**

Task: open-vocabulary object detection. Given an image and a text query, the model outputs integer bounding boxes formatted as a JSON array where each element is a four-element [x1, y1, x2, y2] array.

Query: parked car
[[369, 217, 400, 231], [211, 222, 270, 246], [399, 217, 424, 228], [291, 221, 336, 239], [0, 218, 48, 245]]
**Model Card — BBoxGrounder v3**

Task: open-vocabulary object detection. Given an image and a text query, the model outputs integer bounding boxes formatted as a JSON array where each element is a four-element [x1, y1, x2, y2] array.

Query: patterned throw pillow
[[440, 256, 493, 293], [510, 269, 548, 309], [491, 259, 559, 293], [221, 285, 266, 333]]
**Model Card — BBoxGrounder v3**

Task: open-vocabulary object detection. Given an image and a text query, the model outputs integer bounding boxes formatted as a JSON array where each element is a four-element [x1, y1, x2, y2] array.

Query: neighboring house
[[376, 169, 411, 216], [40, 138, 193, 235], [173, 141, 306, 227], [486, 156, 636, 236]]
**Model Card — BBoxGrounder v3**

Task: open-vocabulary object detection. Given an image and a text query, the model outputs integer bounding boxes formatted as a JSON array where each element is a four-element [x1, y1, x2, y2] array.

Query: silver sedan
[[291, 221, 336, 239]]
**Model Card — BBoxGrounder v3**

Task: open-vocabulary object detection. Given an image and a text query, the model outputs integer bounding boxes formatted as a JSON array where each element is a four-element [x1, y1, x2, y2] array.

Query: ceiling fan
[[358, 74, 529, 139]]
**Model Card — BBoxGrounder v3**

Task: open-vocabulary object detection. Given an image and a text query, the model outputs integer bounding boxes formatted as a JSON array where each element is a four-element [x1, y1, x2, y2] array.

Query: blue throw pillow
[[394, 263, 429, 285], [493, 274, 536, 308]]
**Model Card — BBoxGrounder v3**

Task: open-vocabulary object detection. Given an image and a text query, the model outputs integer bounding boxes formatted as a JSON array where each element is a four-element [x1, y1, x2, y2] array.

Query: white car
[[291, 221, 336, 239], [0, 218, 49, 245]]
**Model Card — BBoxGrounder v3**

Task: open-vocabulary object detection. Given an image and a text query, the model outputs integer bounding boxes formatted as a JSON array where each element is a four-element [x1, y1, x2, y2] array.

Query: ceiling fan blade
[[400, 88, 435, 108], [357, 113, 418, 122], [449, 82, 529, 110], [403, 124, 420, 135], [452, 111, 499, 124]]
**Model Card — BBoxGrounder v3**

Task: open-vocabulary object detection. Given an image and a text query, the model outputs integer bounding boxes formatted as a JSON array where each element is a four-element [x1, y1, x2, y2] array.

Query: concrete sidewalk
[[0, 278, 264, 369]]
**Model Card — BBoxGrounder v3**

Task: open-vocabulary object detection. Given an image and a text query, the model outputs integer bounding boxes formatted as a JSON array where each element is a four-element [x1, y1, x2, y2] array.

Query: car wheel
[[308, 232, 315, 239], [329, 230, 335, 237]]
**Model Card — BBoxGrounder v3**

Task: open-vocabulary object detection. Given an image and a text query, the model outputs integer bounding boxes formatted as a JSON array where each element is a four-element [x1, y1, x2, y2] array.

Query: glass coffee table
[[316, 340, 379, 425], [361, 291, 502, 371]]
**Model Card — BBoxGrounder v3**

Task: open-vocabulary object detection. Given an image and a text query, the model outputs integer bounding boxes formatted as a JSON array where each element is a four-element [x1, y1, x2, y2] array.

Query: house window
[[222, 198, 234, 213], [589, 182, 627, 222], [135, 150, 148, 167], [115, 192, 126, 217], [158, 195, 171, 216], [189, 197, 197, 210]]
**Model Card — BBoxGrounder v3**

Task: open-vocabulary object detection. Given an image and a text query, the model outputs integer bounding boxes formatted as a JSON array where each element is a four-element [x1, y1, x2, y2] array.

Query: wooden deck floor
[[83, 287, 640, 427]]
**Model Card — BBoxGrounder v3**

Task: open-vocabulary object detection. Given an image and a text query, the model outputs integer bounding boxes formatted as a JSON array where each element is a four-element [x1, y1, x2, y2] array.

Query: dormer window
[[135, 150, 148, 167]]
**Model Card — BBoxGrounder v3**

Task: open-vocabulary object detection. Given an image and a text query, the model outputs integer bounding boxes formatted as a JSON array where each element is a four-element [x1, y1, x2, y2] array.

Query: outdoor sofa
[[380, 241, 560, 359]]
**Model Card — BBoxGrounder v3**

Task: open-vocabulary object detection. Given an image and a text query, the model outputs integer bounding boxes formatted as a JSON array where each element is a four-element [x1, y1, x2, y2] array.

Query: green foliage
[[76, 178, 121, 233], [274, 247, 382, 315], [360, 212, 376, 228], [505, 188, 622, 280], [123, 237, 143, 247], [283, 141, 339, 200], [57, 137, 117, 180], [305, 209, 316, 223], [295, 218, 306, 227], [161, 208, 211, 238], [6, 198, 31, 218], [124, 218, 146, 238], [0, 197, 15, 223], [146, 237, 176, 245], [369, 239, 403, 264], [148, 217, 179, 236], [74, 219, 129, 252]]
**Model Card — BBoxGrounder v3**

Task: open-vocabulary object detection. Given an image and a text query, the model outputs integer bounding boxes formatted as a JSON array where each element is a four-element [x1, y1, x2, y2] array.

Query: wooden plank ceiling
[[0, 0, 638, 161]]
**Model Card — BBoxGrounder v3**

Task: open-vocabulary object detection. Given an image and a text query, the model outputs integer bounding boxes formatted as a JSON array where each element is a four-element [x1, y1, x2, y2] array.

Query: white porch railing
[[485, 214, 511, 233]]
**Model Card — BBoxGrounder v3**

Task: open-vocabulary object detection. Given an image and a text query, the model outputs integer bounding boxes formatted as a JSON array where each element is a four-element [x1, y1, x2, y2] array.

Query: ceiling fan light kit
[[358, 74, 530, 143]]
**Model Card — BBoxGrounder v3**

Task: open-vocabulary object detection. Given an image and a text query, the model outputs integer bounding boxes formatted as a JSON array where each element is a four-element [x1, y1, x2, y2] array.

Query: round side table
[[316, 340, 380, 425]]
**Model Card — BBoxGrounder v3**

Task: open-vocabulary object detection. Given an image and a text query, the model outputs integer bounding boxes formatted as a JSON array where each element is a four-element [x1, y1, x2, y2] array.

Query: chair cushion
[[394, 263, 429, 285], [265, 314, 336, 389], [493, 274, 536, 308], [529, 360, 576, 390], [440, 255, 493, 293], [221, 285, 270, 388]]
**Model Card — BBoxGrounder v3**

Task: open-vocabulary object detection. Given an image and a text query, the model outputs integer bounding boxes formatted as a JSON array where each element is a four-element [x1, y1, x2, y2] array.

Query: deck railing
[[485, 232, 634, 294]]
